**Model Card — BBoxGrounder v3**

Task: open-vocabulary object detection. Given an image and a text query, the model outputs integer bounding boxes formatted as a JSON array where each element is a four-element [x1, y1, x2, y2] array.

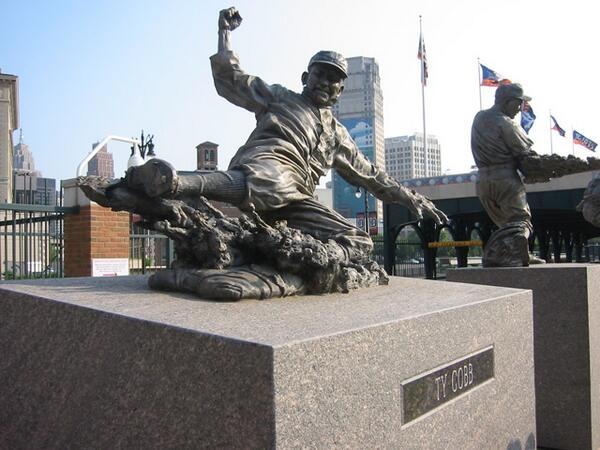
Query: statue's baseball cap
[[308, 51, 348, 79], [496, 83, 532, 102]]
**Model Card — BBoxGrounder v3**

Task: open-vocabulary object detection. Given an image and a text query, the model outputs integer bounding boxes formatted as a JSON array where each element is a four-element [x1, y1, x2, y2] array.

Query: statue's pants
[[476, 168, 532, 232], [231, 157, 374, 263], [250, 197, 373, 262], [178, 168, 374, 263]]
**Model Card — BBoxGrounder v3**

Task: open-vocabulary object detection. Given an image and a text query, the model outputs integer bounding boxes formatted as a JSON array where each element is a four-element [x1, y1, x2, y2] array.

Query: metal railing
[[585, 243, 600, 262], [372, 239, 426, 278], [129, 221, 174, 274], [0, 203, 76, 280]]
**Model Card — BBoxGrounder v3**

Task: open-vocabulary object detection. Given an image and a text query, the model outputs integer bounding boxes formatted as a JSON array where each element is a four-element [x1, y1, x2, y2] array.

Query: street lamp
[[355, 186, 370, 234]]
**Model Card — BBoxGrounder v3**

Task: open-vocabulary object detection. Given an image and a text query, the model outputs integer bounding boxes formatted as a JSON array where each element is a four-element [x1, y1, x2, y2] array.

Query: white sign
[[92, 258, 129, 277]]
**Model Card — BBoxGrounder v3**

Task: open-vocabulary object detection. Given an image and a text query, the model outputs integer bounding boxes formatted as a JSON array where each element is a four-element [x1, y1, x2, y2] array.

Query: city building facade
[[87, 143, 115, 179], [12, 133, 58, 205], [196, 141, 218, 171], [13, 173, 57, 205], [314, 181, 333, 210], [384, 133, 442, 181], [0, 71, 19, 202], [331, 56, 384, 228], [35, 177, 57, 205], [13, 130, 36, 173]]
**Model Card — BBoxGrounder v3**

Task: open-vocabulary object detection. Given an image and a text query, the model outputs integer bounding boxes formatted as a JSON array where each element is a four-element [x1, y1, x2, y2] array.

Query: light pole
[[355, 186, 370, 234]]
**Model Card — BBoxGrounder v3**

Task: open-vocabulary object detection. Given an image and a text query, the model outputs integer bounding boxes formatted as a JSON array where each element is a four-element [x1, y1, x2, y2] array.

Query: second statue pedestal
[[448, 264, 600, 450]]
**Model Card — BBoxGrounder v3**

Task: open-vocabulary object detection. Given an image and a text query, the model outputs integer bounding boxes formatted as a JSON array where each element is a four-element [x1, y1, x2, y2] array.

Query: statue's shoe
[[148, 265, 305, 301], [483, 230, 530, 268], [125, 158, 178, 198], [528, 255, 546, 265]]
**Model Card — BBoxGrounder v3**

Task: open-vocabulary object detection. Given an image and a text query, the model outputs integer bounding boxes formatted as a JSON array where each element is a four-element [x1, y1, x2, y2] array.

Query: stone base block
[[448, 264, 600, 450], [0, 276, 535, 449]]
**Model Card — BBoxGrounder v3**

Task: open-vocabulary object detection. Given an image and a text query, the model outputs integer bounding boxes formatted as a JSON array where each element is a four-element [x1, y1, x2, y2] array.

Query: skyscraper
[[0, 71, 19, 202], [87, 143, 115, 179], [13, 130, 37, 173], [385, 133, 442, 181], [331, 56, 384, 224], [12, 133, 57, 205], [13, 131, 39, 204], [196, 141, 218, 171]]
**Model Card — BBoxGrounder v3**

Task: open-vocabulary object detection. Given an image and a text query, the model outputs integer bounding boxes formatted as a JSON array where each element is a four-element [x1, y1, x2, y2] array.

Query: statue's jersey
[[471, 106, 534, 169], [470, 105, 533, 230], [211, 50, 398, 211]]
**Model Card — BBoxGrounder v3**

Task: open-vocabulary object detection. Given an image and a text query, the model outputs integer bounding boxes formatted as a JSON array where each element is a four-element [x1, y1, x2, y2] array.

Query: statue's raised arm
[[217, 7, 242, 53]]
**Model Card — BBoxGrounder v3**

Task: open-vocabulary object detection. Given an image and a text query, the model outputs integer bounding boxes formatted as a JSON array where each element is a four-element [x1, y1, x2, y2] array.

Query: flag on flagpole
[[418, 32, 428, 86], [573, 130, 598, 152], [550, 115, 566, 137], [480, 63, 511, 87], [520, 101, 536, 134]]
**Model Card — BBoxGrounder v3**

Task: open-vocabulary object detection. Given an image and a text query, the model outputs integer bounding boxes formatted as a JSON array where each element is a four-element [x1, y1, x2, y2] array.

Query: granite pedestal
[[0, 276, 535, 449], [448, 264, 600, 450]]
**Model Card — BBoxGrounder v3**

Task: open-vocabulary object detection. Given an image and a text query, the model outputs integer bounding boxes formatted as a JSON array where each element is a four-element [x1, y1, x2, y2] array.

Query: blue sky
[[2, 0, 599, 182]]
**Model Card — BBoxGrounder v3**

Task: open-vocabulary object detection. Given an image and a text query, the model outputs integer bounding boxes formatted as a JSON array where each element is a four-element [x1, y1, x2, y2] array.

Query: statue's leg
[[477, 172, 532, 230], [478, 173, 538, 267], [257, 198, 387, 292], [148, 265, 305, 300], [260, 198, 374, 263], [482, 223, 530, 267], [125, 159, 247, 205], [124, 158, 179, 198]]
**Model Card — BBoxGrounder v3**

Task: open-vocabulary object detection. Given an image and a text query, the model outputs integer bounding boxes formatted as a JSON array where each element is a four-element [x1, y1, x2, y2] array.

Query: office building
[[314, 181, 333, 210], [13, 172, 56, 205], [87, 143, 115, 179], [13, 130, 37, 173], [12, 133, 57, 205], [35, 177, 57, 205], [331, 56, 384, 227], [196, 141, 218, 171], [0, 71, 19, 202], [385, 133, 442, 181]]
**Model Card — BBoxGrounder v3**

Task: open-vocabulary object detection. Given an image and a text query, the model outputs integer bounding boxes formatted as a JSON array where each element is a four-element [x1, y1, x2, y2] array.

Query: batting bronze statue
[[79, 7, 447, 300], [471, 83, 545, 267]]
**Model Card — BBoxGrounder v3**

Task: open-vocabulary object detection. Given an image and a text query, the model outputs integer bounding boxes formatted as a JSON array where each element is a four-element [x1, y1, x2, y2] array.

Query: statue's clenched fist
[[219, 7, 242, 31]]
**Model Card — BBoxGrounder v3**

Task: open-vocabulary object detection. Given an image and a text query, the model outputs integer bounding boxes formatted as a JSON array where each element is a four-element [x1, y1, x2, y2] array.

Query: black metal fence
[[585, 243, 600, 262], [0, 203, 73, 280], [372, 239, 426, 278], [129, 221, 174, 274], [8, 207, 589, 282]]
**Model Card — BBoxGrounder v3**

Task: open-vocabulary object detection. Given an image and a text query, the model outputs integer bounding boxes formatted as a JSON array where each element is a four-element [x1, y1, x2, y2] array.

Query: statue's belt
[[477, 163, 516, 174]]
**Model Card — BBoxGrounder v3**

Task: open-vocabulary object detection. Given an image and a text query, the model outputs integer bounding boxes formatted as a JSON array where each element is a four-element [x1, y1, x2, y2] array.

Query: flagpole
[[549, 110, 554, 155], [477, 57, 482, 110], [419, 15, 428, 175]]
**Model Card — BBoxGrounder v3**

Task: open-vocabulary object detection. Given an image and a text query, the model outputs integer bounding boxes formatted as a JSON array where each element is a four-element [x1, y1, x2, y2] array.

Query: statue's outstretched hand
[[219, 7, 242, 31], [397, 189, 448, 225]]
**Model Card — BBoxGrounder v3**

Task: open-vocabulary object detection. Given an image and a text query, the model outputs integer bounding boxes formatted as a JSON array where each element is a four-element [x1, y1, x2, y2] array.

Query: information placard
[[92, 258, 129, 277], [401, 346, 494, 424]]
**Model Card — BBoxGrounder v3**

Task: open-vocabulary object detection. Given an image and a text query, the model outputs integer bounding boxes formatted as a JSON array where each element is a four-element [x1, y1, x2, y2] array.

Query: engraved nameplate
[[401, 347, 494, 424]]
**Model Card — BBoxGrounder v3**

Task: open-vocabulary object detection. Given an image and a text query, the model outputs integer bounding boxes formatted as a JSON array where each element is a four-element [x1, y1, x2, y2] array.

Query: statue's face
[[302, 63, 345, 107], [502, 98, 522, 119]]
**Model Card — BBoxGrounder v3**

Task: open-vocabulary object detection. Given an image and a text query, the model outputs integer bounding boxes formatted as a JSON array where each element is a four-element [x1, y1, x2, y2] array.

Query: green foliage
[[2, 271, 59, 280]]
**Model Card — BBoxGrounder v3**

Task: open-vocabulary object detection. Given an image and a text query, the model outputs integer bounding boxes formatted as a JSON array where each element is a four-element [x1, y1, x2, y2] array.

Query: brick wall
[[64, 204, 130, 277]]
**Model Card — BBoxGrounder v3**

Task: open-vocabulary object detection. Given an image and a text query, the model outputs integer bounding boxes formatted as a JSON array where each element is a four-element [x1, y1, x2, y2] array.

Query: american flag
[[418, 32, 428, 86]]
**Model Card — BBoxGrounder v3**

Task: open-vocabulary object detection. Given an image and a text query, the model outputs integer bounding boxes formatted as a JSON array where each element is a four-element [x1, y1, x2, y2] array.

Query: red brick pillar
[[62, 179, 130, 277]]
